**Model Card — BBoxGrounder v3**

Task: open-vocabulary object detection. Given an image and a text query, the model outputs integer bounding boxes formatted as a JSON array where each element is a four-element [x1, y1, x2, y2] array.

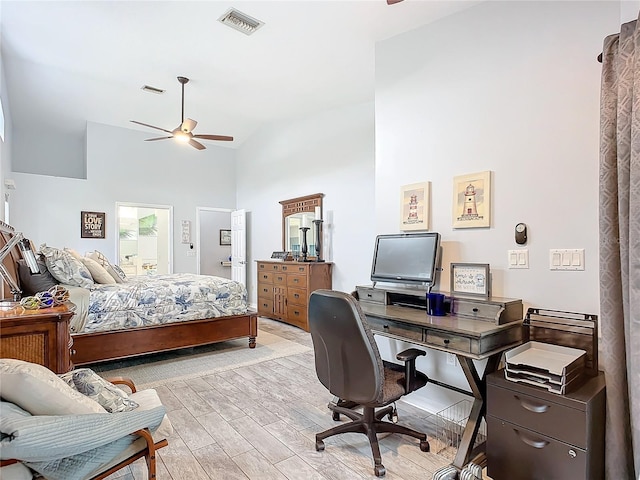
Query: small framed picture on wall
[[452, 171, 491, 229], [81, 211, 106, 239], [220, 229, 231, 246], [400, 182, 430, 231]]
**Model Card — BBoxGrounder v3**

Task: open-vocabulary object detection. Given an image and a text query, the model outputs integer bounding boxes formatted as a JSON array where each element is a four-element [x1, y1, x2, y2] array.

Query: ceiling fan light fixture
[[218, 8, 264, 36], [174, 131, 190, 143]]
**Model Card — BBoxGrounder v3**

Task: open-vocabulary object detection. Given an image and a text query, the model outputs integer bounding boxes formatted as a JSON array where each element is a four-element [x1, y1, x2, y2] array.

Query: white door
[[231, 209, 246, 286]]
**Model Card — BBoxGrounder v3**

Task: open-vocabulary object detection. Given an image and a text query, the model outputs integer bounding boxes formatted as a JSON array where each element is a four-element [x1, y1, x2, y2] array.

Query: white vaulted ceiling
[[1, 1, 479, 147]]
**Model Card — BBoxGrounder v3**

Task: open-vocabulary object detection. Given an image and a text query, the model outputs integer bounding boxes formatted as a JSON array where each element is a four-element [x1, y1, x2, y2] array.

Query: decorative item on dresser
[[256, 261, 332, 331], [0, 304, 74, 373]]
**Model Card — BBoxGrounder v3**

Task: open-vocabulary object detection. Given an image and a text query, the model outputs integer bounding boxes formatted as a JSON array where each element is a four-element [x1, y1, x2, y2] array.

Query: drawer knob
[[443, 339, 450, 345], [383, 324, 389, 329], [514, 395, 550, 414], [472, 308, 479, 313]]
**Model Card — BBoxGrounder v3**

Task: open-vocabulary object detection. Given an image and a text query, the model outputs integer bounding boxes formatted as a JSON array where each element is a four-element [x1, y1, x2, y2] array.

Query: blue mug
[[426, 293, 446, 316]]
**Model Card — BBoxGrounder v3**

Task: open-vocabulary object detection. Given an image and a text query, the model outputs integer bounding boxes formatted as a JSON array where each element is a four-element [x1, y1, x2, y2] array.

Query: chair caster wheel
[[332, 411, 340, 421], [420, 440, 430, 452], [315, 440, 325, 452], [374, 465, 386, 477]]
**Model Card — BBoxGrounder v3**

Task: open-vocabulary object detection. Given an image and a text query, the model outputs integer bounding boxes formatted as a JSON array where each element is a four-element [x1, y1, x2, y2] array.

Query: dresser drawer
[[425, 330, 471, 353], [286, 304, 308, 328], [366, 316, 423, 343], [258, 272, 273, 284], [282, 264, 308, 274], [487, 382, 587, 448], [288, 287, 307, 306], [258, 284, 273, 299], [258, 297, 273, 316], [287, 274, 307, 288], [273, 273, 287, 285], [487, 416, 587, 480]]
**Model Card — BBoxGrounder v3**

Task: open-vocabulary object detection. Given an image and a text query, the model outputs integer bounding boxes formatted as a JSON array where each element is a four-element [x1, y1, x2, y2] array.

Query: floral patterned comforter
[[68, 273, 248, 334]]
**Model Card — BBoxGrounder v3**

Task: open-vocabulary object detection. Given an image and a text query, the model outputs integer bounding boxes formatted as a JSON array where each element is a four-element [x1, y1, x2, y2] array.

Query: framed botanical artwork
[[81, 211, 106, 239], [450, 263, 490, 298], [452, 171, 491, 229], [219, 229, 231, 246], [400, 182, 430, 231]]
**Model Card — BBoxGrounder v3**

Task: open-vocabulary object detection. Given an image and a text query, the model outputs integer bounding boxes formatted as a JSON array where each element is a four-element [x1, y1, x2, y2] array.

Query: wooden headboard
[[0, 221, 26, 299]]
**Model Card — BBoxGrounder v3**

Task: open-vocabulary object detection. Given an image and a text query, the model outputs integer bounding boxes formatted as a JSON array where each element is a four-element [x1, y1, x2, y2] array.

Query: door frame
[[115, 202, 174, 274], [195, 206, 232, 275]]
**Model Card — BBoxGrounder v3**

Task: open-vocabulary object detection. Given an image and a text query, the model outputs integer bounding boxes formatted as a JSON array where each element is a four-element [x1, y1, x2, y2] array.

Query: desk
[[359, 301, 523, 471]]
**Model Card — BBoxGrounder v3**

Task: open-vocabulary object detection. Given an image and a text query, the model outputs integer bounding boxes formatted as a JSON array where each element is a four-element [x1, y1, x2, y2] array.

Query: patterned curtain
[[599, 17, 640, 480]]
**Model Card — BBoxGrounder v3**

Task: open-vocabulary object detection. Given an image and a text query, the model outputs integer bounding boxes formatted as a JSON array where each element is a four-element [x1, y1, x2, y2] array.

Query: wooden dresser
[[256, 260, 332, 331], [0, 304, 74, 373]]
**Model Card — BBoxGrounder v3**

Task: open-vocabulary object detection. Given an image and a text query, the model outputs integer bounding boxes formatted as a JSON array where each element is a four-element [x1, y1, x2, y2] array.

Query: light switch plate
[[549, 249, 584, 270], [508, 249, 529, 269]]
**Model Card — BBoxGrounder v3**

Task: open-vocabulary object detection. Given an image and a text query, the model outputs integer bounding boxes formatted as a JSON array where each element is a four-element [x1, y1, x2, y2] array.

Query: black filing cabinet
[[486, 370, 605, 480]]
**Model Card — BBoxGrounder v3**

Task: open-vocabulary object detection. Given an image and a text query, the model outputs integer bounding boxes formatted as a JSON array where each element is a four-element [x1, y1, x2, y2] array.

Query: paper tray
[[504, 369, 584, 395], [505, 341, 586, 377]]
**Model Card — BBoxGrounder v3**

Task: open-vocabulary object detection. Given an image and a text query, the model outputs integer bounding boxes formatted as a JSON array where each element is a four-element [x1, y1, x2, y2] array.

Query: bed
[[0, 222, 257, 366]]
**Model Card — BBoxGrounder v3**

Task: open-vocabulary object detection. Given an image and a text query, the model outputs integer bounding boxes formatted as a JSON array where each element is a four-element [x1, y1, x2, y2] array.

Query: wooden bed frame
[[0, 221, 257, 366]]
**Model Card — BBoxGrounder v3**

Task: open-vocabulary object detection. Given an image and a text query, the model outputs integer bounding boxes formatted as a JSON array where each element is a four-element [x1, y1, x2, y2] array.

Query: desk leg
[[452, 353, 502, 470]]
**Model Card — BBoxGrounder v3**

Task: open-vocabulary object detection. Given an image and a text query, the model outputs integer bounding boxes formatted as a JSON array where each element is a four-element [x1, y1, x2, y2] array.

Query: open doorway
[[116, 203, 173, 276], [196, 207, 232, 279]]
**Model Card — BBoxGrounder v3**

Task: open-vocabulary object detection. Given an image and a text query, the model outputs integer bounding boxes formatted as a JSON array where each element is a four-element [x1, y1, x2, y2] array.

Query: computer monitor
[[370, 232, 441, 287]]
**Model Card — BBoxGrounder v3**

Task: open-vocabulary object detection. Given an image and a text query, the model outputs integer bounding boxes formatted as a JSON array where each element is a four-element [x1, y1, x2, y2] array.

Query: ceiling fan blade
[[387, 0, 404, 4], [193, 134, 234, 142], [181, 118, 197, 133], [130, 120, 172, 134], [189, 139, 206, 150], [145, 136, 173, 141]]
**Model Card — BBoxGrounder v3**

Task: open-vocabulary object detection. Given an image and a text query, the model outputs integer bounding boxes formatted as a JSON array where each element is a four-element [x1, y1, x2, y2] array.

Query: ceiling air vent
[[141, 85, 165, 95], [218, 8, 264, 36]]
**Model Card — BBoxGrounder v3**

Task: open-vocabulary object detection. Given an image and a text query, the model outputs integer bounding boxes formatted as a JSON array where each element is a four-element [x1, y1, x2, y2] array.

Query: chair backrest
[[308, 290, 385, 405]]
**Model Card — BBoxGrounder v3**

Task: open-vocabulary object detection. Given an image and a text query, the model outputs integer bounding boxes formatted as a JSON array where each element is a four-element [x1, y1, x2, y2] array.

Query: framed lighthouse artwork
[[400, 182, 430, 231], [452, 171, 491, 229]]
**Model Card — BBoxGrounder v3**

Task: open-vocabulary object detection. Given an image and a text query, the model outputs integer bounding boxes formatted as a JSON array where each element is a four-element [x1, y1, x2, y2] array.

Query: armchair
[[308, 290, 430, 477], [0, 360, 172, 480]]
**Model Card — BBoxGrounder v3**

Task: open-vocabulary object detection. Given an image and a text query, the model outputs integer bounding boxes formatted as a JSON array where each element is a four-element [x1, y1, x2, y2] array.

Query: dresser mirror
[[280, 193, 323, 258]]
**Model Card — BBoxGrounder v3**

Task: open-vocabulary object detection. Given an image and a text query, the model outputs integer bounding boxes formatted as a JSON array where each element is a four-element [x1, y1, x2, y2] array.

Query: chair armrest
[[396, 348, 427, 393], [396, 348, 426, 362], [106, 377, 137, 393]]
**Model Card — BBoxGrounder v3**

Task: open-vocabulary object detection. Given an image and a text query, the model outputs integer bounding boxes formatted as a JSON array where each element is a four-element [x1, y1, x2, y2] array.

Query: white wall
[[9, 122, 237, 273], [236, 101, 375, 306], [374, 0, 620, 413]]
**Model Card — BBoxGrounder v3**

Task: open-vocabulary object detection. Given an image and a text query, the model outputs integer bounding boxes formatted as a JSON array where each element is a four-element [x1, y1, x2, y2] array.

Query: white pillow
[[81, 257, 116, 284], [88, 250, 126, 284], [0, 359, 106, 415]]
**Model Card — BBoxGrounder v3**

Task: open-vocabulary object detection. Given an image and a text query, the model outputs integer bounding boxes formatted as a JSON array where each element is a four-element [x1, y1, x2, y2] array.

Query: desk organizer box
[[505, 341, 586, 394], [504, 307, 599, 394]]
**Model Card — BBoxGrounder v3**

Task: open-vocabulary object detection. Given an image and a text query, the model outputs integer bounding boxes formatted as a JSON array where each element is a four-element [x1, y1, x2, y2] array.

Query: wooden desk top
[[360, 302, 523, 359]]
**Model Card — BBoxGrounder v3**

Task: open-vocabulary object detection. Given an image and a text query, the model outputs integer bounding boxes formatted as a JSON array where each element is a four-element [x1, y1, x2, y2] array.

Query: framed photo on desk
[[450, 263, 490, 298]]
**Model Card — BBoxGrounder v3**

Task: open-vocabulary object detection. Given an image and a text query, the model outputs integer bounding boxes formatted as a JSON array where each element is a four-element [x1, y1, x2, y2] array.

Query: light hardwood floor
[[103, 318, 461, 480]]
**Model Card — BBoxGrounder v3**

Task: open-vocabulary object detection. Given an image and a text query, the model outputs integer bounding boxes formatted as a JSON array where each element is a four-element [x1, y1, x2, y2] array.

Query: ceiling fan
[[386, 0, 404, 4], [131, 76, 233, 150]]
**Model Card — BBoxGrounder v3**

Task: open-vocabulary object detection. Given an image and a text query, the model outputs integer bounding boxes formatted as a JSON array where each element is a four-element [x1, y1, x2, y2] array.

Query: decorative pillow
[[0, 359, 106, 415], [40, 245, 93, 288], [17, 257, 58, 295], [111, 264, 128, 282], [81, 257, 116, 284], [59, 368, 139, 413], [64, 247, 83, 261], [88, 250, 126, 283]]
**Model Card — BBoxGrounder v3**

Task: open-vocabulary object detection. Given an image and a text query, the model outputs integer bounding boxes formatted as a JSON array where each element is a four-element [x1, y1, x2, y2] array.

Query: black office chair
[[308, 289, 430, 477]]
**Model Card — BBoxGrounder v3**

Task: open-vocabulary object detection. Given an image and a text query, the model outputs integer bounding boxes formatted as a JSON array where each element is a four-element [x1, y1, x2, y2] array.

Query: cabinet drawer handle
[[294, 294, 300, 299], [514, 395, 550, 413], [294, 310, 300, 316], [514, 429, 549, 449], [443, 339, 450, 345], [71, 349, 77, 356], [472, 308, 479, 312], [262, 275, 268, 279]]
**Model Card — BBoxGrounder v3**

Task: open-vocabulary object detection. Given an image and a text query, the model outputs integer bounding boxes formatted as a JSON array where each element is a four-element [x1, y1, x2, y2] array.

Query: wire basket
[[427, 399, 487, 461]]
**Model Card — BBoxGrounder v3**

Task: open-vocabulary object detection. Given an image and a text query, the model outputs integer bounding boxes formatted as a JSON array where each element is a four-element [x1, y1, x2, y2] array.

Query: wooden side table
[[0, 304, 74, 373]]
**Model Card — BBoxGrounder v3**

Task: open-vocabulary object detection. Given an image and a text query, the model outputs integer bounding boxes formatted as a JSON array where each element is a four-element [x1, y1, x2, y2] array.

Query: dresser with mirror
[[256, 193, 333, 331]]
